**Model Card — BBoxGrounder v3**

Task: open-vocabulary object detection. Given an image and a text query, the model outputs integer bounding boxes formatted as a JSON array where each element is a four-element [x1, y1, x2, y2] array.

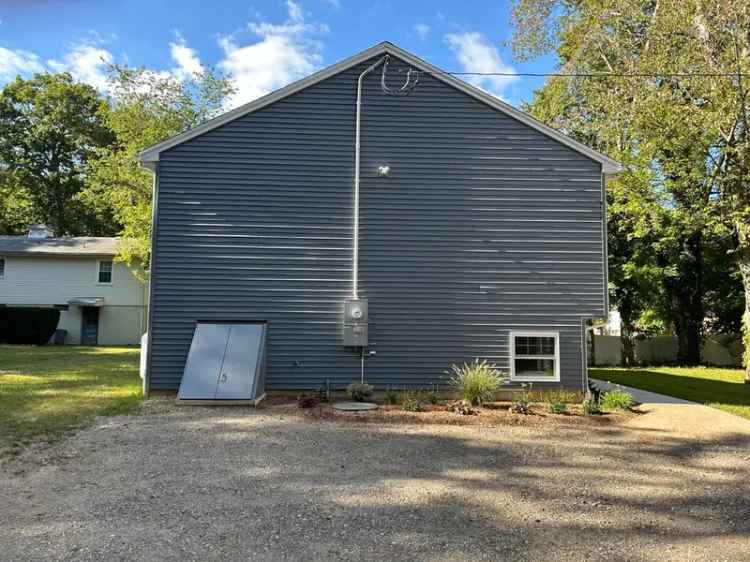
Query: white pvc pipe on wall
[[353, 56, 388, 298]]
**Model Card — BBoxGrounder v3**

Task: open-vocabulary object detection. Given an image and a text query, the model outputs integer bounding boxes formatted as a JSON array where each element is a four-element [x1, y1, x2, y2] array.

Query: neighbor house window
[[510, 331, 560, 382], [98, 260, 113, 284], [0, 258, 4, 279]]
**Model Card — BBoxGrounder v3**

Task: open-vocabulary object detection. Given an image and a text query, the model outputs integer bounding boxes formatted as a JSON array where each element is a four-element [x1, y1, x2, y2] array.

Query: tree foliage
[[0, 73, 114, 235], [80, 65, 234, 270], [511, 0, 750, 372]]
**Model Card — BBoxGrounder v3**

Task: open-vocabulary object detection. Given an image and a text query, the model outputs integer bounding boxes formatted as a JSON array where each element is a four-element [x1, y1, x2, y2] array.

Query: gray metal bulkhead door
[[177, 322, 266, 401], [177, 323, 230, 400], [215, 323, 264, 400]]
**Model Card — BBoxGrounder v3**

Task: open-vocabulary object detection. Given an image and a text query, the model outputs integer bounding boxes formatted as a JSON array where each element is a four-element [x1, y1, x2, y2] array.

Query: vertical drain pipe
[[353, 56, 388, 298]]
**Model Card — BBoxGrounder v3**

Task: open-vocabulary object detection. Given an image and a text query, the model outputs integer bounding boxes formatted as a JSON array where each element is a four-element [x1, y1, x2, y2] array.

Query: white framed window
[[97, 260, 113, 284], [0, 258, 4, 279], [510, 331, 560, 382]]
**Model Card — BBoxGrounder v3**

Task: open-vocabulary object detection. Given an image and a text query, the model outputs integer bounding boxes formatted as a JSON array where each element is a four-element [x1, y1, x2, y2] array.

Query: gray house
[[139, 42, 620, 396]]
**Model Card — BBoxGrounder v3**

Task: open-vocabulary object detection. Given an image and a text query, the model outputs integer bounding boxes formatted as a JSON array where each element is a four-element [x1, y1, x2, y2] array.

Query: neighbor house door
[[81, 307, 99, 345]]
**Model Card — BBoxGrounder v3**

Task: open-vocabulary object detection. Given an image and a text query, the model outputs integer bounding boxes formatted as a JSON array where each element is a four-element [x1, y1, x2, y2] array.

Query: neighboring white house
[[0, 226, 147, 345]]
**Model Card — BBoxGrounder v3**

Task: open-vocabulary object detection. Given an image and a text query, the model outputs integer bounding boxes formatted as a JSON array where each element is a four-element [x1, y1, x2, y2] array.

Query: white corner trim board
[[137, 41, 622, 176]]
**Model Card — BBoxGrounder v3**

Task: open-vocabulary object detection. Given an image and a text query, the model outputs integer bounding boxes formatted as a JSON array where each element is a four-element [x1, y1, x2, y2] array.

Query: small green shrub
[[510, 383, 534, 415], [601, 388, 634, 411], [447, 359, 508, 406], [548, 401, 567, 414], [347, 382, 374, 402], [582, 398, 601, 416], [384, 387, 399, 405], [546, 388, 575, 414], [400, 389, 425, 412], [402, 398, 423, 412], [425, 385, 439, 404]]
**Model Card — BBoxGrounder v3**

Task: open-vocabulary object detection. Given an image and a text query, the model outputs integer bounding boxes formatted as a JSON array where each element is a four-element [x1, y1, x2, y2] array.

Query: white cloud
[[414, 23, 430, 40], [286, 0, 304, 22], [0, 47, 44, 80], [323, 0, 340, 7], [170, 33, 204, 81], [218, 0, 326, 108], [47, 43, 114, 91], [444, 32, 518, 99]]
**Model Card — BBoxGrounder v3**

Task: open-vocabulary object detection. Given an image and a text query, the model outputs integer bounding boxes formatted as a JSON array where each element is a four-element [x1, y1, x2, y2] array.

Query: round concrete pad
[[333, 401, 379, 411]]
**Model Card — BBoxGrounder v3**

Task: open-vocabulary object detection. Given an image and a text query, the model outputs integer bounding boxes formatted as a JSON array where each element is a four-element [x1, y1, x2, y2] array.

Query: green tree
[[0, 172, 33, 235], [510, 0, 750, 376], [80, 65, 234, 271], [0, 74, 114, 236]]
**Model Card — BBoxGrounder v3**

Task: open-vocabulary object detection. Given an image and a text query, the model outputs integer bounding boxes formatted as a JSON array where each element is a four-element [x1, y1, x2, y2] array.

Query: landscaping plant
[[545, 388, 576, 414], [402, 398, 423, 412], [601, 388, 635, 411], [346, 382, 374, 402], [425, 385, 440, 405], [548, 401, 567, 415], [400, 390, 425, 412], [447, 359, 508, 406], [384, 387, 399, 405], [447, 399, 477, 416], [510, 383, 534, 415], [582, 398, 602, 416]]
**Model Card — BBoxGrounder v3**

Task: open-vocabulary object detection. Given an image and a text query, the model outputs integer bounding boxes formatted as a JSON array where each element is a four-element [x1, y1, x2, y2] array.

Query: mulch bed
[[261, 396, 634, 428]]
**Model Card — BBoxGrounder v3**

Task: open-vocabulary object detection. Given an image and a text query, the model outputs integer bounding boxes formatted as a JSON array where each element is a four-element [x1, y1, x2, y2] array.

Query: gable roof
[[0, 236, 118, 257], [138, 41, 622, 176]]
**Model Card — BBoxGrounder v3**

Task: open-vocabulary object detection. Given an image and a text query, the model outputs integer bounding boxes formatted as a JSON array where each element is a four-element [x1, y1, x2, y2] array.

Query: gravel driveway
[[2, 400, 750, 562]]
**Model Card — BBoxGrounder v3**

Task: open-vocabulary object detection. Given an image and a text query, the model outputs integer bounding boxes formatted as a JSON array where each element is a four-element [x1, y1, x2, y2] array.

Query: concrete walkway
[[591, 379, 695, 405], [591, 378, 750, 439]]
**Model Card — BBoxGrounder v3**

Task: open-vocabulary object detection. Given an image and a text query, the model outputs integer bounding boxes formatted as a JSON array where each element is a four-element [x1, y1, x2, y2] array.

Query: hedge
[[0, 307, 61, 345]]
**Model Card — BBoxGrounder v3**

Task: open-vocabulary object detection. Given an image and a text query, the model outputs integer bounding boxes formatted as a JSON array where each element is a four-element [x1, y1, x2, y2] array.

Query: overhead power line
[[394, 68, 749, 78]]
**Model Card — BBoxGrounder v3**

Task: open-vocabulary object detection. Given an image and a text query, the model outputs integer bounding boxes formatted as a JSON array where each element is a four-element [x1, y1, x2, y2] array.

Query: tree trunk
[[737, 225, 750, 384], [621, 322, 636, 367], [671, 232, 704, 365]]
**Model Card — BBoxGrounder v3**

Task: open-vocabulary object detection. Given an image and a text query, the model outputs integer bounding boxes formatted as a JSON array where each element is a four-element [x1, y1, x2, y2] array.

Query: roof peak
[[139, 40, 621, 175]]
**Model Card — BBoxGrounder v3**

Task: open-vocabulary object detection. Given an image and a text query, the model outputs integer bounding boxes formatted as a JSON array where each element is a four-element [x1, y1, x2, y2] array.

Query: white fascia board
[[138, 41, 622, 175]]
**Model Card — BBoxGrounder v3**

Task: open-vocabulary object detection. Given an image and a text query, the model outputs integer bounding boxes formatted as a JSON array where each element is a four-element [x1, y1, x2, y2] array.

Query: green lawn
[[0, 345, 141, 451], [590, 366, 750, 421]]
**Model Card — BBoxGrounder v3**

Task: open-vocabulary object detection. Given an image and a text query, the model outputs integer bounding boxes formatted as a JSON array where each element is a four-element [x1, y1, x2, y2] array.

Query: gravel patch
[[1, 399, 749, 562]]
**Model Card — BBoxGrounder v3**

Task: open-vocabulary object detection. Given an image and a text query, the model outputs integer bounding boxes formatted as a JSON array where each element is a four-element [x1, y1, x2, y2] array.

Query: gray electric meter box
[[343, 298, 368, 346]]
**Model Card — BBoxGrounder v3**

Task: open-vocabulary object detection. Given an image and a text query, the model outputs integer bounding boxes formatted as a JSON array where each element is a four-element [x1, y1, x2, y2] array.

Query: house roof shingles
[[0, 236, 118, 257]]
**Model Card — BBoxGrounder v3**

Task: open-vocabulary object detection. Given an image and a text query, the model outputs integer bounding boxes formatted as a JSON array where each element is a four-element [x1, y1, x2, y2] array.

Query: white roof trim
[[138, 41, 622, 175]]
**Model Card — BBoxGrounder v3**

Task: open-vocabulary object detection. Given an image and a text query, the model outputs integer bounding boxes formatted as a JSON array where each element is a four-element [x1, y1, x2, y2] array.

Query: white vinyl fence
[[590, 334, 742, 367]]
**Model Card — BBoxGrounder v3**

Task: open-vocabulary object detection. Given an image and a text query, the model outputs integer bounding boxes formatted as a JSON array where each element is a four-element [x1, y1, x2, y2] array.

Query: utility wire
[[394, 68, 749, 78]]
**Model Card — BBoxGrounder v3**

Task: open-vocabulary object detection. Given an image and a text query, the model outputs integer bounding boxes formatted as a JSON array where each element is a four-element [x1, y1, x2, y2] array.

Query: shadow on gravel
[[3, 406, 750, 561]]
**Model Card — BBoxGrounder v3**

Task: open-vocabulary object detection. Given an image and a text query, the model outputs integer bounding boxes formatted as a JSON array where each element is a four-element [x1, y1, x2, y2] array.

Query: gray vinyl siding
[[148, 54, 605, 391]]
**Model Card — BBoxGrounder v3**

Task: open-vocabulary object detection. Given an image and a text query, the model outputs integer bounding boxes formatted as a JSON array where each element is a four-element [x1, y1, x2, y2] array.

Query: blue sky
[[0, 0, 556, 108]]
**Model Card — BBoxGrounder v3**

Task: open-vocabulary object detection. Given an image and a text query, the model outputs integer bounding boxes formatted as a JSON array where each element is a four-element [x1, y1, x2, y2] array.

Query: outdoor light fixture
[[377, 165, 391, 177]]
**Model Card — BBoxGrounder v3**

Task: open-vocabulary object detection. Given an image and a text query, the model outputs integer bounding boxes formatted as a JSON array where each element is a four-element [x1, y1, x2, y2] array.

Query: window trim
[[509, 330, 561, 382], [97, 260, 113, 285]]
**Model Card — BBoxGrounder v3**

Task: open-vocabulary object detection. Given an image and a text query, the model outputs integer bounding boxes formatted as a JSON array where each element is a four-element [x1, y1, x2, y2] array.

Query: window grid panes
[[0, 258, 4, 278], [98, 260, 113, 283], [512, 334, 557, 380]]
